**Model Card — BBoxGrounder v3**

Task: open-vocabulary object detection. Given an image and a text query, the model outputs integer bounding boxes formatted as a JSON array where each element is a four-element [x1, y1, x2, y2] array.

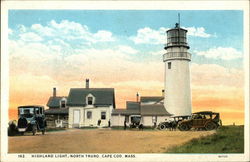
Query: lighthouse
[[163, 20, 192, 116]]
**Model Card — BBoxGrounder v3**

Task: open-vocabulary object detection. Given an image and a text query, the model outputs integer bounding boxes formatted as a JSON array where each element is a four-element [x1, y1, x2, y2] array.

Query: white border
[[1, 0, 249, 162]]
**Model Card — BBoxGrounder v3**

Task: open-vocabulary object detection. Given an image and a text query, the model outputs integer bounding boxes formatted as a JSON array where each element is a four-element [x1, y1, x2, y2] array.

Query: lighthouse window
[[168, 62, 171, 69]]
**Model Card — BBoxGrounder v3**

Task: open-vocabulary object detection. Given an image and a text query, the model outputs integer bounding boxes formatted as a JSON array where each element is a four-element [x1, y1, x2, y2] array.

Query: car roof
[[171, 115, 191, 118], [192, 111, 218, 115], [18, 105, 44, 108]]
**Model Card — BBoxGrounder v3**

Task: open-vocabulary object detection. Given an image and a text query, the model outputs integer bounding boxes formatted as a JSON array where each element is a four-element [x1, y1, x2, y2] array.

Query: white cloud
[[19, 32, 43, 42], [195, 47, 242, 60], [117, 45, 138, 54], [18, 25, 26, 33], [150, 50, 166, 56], [130, 26, 212, 45], [130, 27, 167, 44], [91, 30, 115, 42], [191, 63, 243, 88], [184, 27, 211, 38], [8, 28, 13, 35], [30, 20, 115, 43], [31, 24, 54, 36]]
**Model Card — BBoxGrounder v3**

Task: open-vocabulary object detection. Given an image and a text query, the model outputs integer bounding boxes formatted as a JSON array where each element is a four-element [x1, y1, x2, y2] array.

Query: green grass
[[167, 126, 244, 153]]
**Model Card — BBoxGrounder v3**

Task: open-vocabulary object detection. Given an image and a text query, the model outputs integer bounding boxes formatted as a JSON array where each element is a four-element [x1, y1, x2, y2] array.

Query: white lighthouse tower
[[163, 20, 192, 116]]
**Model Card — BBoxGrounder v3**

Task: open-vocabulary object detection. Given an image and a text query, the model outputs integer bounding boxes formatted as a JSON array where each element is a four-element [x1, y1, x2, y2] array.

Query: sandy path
[[8, 129, 215, 153]]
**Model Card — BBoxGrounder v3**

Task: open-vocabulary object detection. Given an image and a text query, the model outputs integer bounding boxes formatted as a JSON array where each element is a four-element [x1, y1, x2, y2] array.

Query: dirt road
[[9, 129, 215, 153]]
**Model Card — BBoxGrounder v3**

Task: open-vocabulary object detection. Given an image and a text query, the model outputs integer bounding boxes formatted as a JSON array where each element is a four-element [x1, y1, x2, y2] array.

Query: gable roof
[[126, 101, 140, 110], [46, 96, 67, 108], [140, 96, 164, 103], [45, 108, 69, 115], [112, 109, 140, 115], [67, 88, 115, 107], [140, 104, 171, 116]]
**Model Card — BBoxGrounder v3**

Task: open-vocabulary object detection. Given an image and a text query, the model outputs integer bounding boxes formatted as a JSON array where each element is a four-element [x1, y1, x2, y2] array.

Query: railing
[[165, 42, 188, 46], [164, 42, 189, 49], [163, 52, 191, 61]]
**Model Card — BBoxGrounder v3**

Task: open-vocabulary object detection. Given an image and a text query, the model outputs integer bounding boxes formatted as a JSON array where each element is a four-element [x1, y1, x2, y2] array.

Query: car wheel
[[178, 124, 190, 131], [32, 125, 37, 135], [205, 122, 217, 131], [159, 124, 166, 130]]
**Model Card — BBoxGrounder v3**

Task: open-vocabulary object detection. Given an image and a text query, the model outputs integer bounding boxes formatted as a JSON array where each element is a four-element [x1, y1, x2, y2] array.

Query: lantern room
[[164, 23, 190, 50]]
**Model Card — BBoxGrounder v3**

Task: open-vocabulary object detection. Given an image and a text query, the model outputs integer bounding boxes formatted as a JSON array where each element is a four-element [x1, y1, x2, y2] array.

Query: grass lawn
[[167, 125, 244, 153]]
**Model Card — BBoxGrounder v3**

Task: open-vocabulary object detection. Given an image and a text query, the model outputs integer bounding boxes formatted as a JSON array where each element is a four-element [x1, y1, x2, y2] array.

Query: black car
[[129, 115, 141, 128], [17, 105, 47, 135], [158, 115, 191, 130]]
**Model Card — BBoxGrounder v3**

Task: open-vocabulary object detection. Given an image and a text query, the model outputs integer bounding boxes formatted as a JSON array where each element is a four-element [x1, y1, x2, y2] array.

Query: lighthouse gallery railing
[[163, 52, 191, 61]]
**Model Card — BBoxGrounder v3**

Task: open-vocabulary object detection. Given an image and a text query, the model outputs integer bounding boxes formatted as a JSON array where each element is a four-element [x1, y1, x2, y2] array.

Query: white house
[[111, 96, 171, 127], [67, 79, 115, 128]]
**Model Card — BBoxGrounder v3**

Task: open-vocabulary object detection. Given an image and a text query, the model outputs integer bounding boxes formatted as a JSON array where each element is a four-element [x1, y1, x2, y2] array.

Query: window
[[101, 112, 106, 120], [168, 62, 171, 69], [35, 108, 39, 114], [61, 100, 66, 108], [87, 111, 92, 119], [87, 97, 93, 105]]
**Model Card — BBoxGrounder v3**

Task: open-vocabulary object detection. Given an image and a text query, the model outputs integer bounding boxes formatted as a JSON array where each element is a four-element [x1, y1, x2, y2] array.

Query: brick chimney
[[136, 92, 139, 102], [86, 79, 89, 88], [53, 87, 56, 97]]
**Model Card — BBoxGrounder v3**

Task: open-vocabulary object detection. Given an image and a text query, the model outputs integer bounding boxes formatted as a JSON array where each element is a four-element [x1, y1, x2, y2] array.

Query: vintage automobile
[[178, 111, 222, 131], [158, 115, 191, 130], [129, 115, 141, 128], [17, 105, 47, 135]]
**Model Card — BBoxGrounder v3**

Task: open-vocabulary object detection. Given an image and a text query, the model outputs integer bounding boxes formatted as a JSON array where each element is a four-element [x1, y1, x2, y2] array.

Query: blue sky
[[8, 10, 243, 69]]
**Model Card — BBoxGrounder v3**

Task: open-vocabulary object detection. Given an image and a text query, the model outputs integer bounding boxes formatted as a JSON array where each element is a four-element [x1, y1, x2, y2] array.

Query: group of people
[[97, 119, 111, 127], [123, 120, 144, 130]]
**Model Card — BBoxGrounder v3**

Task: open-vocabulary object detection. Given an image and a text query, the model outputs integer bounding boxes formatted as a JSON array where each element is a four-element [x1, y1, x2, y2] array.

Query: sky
[[8, 10, 244, 125]]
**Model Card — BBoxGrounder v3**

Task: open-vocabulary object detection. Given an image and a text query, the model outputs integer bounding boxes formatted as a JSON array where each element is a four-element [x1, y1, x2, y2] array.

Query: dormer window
[[86, 94, 95, 106], [60, 98, 67, 108], [61, 100, 66, 108], [88, 97, 93, 105]]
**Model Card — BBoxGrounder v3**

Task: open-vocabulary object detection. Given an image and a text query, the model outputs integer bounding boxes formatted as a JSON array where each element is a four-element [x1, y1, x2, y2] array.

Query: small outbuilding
[[45, 88, 68, 128], [111, 96, 171, 127]]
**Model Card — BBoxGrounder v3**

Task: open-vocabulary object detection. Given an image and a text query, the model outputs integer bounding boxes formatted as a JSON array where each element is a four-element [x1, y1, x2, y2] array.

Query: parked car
[[17, 105, 47, 135], [158, 115, 191, 130], [129, 115, 141, 128], [178, 111, 222, 131]]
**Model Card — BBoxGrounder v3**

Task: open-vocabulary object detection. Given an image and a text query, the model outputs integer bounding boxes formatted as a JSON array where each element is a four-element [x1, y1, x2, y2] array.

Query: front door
[[73, 110, 80, 127]]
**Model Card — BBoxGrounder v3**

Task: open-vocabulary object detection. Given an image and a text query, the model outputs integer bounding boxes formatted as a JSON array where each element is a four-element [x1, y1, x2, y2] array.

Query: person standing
[[124, 120, 127, 130], [108, 120, 111, 127], [98, 119, 101, 127]]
